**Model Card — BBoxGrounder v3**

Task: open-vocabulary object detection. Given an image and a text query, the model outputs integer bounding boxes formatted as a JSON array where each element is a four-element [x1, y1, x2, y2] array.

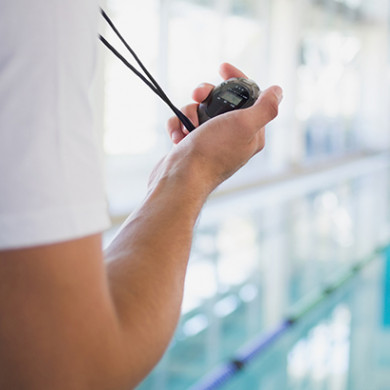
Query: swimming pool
[[136, 154, 390, 390]]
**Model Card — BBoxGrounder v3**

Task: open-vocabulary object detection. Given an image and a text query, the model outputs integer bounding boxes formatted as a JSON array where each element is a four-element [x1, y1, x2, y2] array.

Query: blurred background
[[100, 0, 390, 389]]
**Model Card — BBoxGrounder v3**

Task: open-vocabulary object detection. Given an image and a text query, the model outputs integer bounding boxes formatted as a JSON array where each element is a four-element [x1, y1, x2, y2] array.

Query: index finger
[[192, 83, 215, 104], [219, 63, 248, 80], [193, 63, 248, 103]]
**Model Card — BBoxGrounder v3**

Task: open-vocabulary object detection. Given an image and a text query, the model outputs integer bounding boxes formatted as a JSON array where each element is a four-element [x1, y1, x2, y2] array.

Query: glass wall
[[102, 0, 390, 218]]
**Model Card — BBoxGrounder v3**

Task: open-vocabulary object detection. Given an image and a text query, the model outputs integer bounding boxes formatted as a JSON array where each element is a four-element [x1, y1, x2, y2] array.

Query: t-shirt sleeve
[[0, 0, 111, 250]]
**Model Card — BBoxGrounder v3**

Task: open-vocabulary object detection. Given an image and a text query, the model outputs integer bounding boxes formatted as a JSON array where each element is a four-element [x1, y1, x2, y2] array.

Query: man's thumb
[[247, 85, 283, 127]]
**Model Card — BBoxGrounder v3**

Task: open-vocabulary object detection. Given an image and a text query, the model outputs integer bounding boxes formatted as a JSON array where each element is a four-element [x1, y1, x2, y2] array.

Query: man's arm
[[0, 66, 282, 389], [0, 235, 127, 390]]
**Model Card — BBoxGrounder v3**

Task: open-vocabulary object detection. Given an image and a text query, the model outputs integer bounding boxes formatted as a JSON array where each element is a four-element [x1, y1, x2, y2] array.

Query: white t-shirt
[[0, 0, 111, 249]]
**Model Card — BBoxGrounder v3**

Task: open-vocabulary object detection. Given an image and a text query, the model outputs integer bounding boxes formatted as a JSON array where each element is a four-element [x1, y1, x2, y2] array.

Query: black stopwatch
[[100, 10, 261, 131], [198, 77, 261, 125]]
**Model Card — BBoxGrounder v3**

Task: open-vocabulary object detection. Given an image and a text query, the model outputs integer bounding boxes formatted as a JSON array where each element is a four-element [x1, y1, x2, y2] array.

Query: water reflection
[[137, 162, 390, 390], [288, 305, 351, 386]]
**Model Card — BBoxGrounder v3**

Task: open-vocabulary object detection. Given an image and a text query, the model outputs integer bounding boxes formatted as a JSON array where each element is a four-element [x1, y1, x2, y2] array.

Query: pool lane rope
[[189, 244, 389, 390]]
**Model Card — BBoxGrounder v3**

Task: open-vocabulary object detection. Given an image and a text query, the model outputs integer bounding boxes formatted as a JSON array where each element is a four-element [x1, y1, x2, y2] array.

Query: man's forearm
[[105, 157, 209, 386]]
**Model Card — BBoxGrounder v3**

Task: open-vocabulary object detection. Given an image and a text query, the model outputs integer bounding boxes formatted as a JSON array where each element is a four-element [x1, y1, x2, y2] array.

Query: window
[[102, 0, 390, 218]]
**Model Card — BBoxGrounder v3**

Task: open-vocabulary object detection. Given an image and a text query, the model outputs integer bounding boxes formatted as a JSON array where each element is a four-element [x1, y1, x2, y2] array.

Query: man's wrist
[[149, 147, 216, 205]]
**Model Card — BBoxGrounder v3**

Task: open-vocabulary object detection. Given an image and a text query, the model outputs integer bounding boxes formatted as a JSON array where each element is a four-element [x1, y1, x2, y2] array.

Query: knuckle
[[255, 131, 266, 152], [258, 138, 265, 152]]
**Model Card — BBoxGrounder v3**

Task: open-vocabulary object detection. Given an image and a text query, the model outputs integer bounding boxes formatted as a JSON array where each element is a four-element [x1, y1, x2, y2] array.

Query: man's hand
[[167, 63, 250, 143], [162, 63, 283, 193]]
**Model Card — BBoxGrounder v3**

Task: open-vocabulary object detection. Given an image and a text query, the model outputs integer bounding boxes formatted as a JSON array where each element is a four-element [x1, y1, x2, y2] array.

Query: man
[[0, 1, 282, 388]]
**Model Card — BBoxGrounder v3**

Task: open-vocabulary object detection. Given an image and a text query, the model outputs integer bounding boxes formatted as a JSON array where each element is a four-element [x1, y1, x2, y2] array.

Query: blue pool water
[[136, 154, 390, 390]]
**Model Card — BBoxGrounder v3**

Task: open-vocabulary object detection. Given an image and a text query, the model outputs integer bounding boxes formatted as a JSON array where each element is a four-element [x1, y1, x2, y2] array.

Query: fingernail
[[275, 87, 283, 103]]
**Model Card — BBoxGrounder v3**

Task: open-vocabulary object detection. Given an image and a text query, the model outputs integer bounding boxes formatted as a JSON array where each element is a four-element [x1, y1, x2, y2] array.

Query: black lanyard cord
[[99, 9, 196, 132], [101, 9, 166, 103], [99, 35, 160, 97]]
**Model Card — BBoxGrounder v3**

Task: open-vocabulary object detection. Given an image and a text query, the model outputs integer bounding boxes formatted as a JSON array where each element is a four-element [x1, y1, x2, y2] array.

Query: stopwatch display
[[198, 78, 261, 125]]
